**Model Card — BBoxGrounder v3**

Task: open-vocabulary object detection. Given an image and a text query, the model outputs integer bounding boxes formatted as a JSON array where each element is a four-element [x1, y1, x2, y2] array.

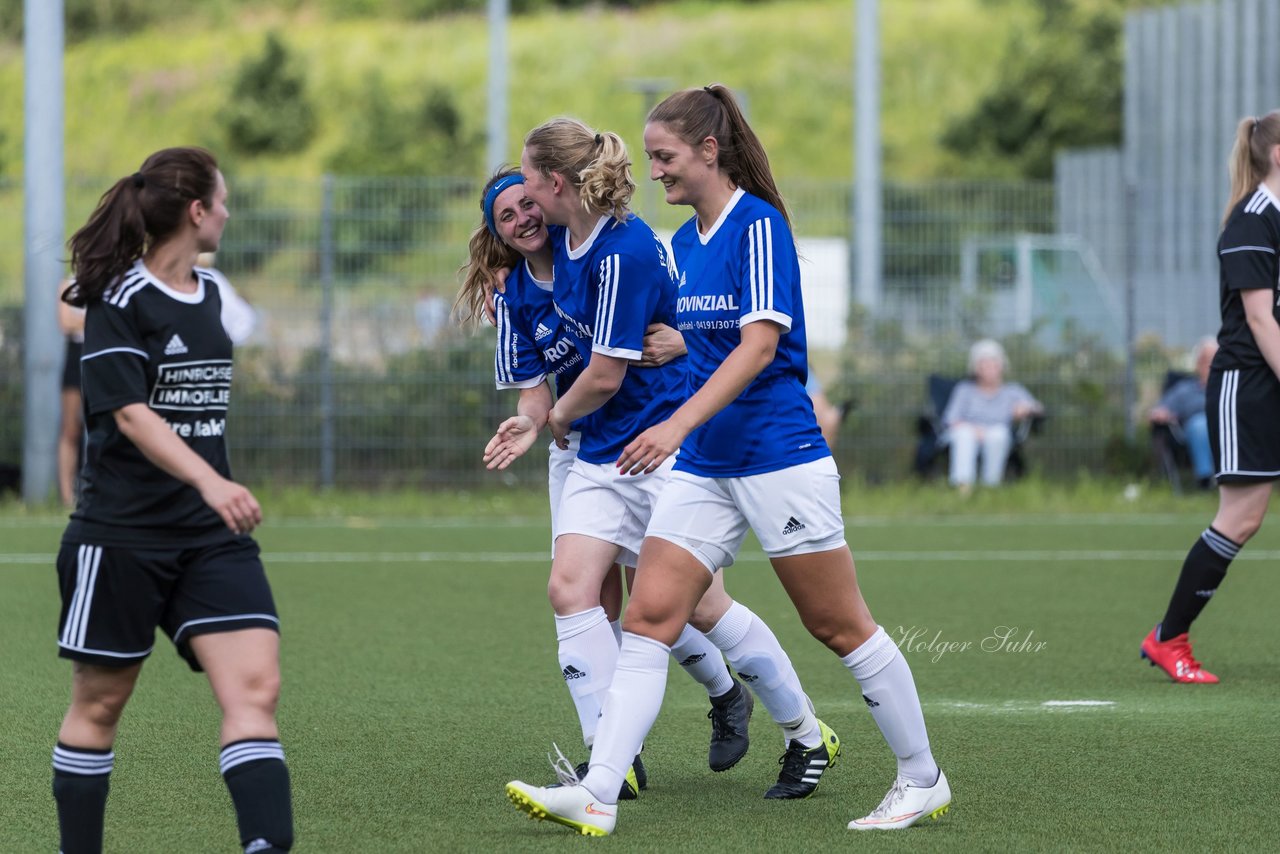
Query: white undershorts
[[646, 456, 847, 572], [554, 454, 676, 567]]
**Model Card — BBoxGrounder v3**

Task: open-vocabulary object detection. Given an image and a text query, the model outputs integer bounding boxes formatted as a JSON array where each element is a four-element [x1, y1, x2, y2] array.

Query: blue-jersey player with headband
[[460, 165, 801, 799], [506, 86, 951, 837], [509, 117, 847, 802]]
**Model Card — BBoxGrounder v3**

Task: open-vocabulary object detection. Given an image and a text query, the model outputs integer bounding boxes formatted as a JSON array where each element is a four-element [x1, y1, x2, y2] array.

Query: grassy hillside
[[0, 0, 1036, 183]]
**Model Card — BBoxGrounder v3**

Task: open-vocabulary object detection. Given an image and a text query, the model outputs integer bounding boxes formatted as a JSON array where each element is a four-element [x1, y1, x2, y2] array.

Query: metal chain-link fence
[[1, 174, 1191, 490]]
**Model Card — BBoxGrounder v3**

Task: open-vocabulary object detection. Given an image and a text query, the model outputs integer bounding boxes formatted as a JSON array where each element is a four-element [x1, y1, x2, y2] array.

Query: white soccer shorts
[[646, 456, 847, 572], [554, 453, 676, 565]]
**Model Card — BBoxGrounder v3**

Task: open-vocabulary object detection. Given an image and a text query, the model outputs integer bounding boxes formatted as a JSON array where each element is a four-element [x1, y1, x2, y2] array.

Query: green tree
[[220, 32, 317, 156], [941, 1, 1126, 179]]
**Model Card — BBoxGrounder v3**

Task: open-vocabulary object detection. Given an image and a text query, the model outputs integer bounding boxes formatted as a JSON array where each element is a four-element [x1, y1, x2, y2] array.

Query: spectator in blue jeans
[[1150, 337, 1218, 490]]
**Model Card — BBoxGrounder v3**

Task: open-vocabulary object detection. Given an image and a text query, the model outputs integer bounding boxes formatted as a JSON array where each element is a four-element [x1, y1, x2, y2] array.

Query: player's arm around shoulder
[[113, 403, 261, 535]]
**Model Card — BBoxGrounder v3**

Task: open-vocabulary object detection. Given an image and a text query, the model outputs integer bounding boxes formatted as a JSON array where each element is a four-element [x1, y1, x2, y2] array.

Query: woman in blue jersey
[[506, 86, 950, 835], [1140, 112, 1280, 684], [459, 167, 769, 795], [53, 148, 292, 854], [513, 121, 846, 797]]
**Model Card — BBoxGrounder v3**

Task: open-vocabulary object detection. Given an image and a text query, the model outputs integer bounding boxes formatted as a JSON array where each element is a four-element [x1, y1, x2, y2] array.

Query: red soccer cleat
[[1140, 626, 1219, 684]]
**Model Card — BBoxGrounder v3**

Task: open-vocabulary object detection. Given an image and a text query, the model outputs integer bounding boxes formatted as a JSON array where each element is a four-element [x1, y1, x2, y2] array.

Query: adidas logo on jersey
[[534, 323, 554, 340], [164, 334, 189, 355], [782, 516, 806, 535], [562, 665, 586, 681]]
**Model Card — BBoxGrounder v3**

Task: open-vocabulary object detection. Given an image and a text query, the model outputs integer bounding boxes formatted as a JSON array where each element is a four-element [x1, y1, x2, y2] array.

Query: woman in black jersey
[[52, 148, 293, 854], [1141, 113, 1280, 684]]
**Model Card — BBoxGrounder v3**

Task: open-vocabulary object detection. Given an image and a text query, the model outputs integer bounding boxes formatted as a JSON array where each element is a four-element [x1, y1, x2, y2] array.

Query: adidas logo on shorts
[[164, 334, 189, 355], [782, 516, 807, 535]]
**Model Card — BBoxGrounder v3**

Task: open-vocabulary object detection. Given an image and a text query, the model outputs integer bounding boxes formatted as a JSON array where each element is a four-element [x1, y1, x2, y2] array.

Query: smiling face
[[491, 183, 548, 256], [194, 169, 229, 253], [643, 121, 715, 208], [520, 146, 566, 225]]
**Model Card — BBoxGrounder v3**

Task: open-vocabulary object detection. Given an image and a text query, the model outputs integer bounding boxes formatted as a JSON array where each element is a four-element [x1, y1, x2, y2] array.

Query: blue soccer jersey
[[670, 188, 829, 476], [551, 214, 686, 463], [492, 256, 584, 397]]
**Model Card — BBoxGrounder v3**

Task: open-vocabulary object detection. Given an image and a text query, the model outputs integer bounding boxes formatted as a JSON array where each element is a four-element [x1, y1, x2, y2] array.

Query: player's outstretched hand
[[616, 419, 688, 476], [483, 415, 539, 470], [199, 477, 262, 535]]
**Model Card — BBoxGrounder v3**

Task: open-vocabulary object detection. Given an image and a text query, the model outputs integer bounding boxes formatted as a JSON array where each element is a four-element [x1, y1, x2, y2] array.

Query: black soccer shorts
[[55, 536, 279, 672], [1207, 364, 1280, 484]]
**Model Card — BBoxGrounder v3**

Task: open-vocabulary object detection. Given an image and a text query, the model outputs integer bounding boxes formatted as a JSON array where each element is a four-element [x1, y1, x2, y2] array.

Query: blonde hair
[[523, 118, 634, 223], [455, 167, 523, 328], [647, 83, 791, 228], [1224, 111, 1280, 228]]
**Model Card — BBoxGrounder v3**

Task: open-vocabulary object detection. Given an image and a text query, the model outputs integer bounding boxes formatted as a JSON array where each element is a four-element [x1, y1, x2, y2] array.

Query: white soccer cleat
[[505, 780, 617, 837], [848, 770, 951, 830]]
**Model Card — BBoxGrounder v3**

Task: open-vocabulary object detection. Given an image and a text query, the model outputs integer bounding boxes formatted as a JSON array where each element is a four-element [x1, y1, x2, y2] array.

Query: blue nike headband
[[483, 174, 526, 237]]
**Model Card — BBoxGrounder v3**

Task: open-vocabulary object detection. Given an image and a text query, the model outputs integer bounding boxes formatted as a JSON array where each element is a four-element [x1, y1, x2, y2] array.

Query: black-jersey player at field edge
[[1141, 112, 1280, 684], [52, 147, 293, 854]]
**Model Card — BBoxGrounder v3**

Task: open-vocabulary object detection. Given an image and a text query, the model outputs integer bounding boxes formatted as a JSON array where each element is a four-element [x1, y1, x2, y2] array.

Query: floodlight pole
[[625, 78, 673, 224], [853, 0, 882, 314], [486, 0, 509, 172], [22, 0, 65, 504]]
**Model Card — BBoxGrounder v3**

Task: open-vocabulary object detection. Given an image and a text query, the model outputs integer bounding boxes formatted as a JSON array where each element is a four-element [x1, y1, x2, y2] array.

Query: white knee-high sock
[[705, 602, 818, 747], [581, 632, 670, 802], [843, 625, 938, 786], [670, 624, 735, 698], [555, 607, 619, 748]]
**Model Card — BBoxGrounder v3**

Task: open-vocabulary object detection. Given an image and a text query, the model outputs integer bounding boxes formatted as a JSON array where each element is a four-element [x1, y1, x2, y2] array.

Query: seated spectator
[[1149, 337, 1218, 490], [943, 339, 1043, 492]]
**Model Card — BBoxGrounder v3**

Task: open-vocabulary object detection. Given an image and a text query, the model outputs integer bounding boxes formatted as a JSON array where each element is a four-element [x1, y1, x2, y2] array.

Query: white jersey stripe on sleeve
[[605, 254, 621, 347], [748, 221, 760, 312], [494, 297, 512, 384], [81, 347, 150, 362], [107, 273, 149, 308], [762, 218, 774, 311], [1219, 245, 1277, 255]]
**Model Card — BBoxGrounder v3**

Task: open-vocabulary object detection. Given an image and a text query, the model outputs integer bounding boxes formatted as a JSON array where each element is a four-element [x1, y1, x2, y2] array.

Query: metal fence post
[[319, 174, 335, 488], [1123, 182, 1137, 443]]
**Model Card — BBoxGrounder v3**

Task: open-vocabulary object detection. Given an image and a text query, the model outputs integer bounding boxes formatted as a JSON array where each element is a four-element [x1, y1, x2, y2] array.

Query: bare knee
[[72, 690, 130, 730], [547, 571, 600, 615]]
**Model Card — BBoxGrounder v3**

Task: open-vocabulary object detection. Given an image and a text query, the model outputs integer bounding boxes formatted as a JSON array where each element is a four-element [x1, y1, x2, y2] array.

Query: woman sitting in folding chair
[[942, 339, 1043, 493]]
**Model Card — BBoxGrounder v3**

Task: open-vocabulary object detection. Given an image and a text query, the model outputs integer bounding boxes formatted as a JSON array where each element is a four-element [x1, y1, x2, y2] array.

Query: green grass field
[[3, 494, 1278, 851]]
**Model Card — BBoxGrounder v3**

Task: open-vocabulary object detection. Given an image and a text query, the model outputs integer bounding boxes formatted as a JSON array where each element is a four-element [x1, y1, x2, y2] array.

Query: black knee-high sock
[[1160, 527, 1239, 639], [220, 740, 294, 853], [52, 743, 113, 854]]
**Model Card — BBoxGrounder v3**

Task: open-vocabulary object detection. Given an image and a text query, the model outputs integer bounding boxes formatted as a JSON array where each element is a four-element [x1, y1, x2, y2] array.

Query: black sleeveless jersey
[[65, 260, 239, 548], [1214, 184, 1280, 371]]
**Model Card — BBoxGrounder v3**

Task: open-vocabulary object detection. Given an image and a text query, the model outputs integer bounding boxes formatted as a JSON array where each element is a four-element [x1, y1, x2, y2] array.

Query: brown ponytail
[[648, 83, 792, 229], [65, 146, 219, 307]]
